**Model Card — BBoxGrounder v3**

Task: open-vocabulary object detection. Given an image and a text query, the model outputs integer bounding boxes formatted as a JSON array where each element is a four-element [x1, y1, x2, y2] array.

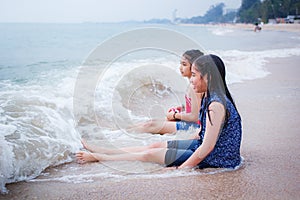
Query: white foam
[[94, 58, 186, 130], [27, 161, 244, 185], [0, 68, 82, 193], [0, 124, 15, 194], [211, 47, 300, 84], [210, 27, 234, 36]]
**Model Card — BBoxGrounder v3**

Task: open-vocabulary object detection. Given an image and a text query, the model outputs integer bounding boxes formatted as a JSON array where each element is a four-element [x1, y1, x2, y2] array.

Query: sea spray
[[0, 72, 82, 193], [214, 47, 300, 83]]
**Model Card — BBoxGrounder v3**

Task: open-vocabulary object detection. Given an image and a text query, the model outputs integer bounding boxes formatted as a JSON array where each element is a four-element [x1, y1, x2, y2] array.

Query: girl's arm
[[174, 85, 202, 122], [189, 129, 201, 140], [178, 102, 225, 169]]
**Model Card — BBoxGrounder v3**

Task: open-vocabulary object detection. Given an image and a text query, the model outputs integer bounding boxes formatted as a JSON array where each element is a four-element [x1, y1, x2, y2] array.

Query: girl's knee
[[142, 148, 166, 163], [142, 149, 159, 162], [148, 141, 166, 149]]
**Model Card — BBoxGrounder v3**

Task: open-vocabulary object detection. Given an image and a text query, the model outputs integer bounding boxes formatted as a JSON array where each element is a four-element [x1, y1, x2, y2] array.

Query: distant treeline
[[179, 3, 235, 24], [238, 0, 300, 23], [144, 0, 300, 24]]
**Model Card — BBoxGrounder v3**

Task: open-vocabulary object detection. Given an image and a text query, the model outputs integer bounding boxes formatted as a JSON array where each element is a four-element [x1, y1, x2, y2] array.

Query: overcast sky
[[0, 0, 241, 23]]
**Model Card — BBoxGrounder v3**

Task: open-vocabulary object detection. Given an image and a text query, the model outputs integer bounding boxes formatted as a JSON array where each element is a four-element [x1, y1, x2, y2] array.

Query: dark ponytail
[[194, 54, 240, 125]]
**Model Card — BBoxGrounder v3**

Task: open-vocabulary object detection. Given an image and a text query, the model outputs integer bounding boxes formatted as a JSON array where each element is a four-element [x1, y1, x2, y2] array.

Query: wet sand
[[1, 56, 300, 199]]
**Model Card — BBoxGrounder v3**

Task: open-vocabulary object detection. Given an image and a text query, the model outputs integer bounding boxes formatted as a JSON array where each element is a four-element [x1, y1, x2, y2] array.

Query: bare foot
[[76, 151, 98, 164]]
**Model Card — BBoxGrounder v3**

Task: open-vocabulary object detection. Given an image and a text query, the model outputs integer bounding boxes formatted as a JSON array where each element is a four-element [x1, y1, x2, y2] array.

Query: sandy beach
[[181, 23, 300, 32], [228, 23, 300, 32], [1, 53, 299, 199]]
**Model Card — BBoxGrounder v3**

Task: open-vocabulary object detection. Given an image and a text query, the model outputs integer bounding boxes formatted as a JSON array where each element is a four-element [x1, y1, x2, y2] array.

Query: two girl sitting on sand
[[76, 52, 242, 169]]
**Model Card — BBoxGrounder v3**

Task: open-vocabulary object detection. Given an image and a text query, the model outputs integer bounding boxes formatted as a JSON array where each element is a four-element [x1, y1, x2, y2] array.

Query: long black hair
[[193, 54, 240, 125], [183, 49, 204, 67]]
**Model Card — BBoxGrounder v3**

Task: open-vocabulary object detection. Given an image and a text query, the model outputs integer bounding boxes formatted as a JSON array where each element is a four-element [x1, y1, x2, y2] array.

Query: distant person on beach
[[76, 54, 242, 169], [128, 49, 204, 134], [254, 22, 262, 32]]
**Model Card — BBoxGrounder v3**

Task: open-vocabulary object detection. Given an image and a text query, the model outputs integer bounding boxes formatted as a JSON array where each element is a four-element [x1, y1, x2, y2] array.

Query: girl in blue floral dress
[[76, 54, 242, 169]]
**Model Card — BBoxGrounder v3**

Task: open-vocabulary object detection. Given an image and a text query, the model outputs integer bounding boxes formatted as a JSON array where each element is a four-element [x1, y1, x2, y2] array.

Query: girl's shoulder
[[207, 93, 225, 105]]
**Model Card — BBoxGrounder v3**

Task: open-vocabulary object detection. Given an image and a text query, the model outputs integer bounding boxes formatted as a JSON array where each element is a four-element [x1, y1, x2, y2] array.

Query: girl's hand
[[176, 106, 183, 112], [162, 166, 178, 171], [166, 111, 177, 121], [168, 107, 180, 113]]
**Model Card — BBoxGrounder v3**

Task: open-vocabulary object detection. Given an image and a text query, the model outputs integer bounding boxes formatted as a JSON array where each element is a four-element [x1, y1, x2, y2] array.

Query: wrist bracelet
[[173, 111, 177, 120]]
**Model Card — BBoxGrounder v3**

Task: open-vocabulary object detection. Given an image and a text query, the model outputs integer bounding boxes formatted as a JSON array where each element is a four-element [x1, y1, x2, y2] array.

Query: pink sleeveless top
[[185, 94, 192, 113]]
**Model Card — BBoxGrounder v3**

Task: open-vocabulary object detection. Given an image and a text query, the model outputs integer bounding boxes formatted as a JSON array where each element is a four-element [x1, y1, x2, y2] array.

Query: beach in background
[[0, 23, 300, 199], [182, 23, 300, 32]]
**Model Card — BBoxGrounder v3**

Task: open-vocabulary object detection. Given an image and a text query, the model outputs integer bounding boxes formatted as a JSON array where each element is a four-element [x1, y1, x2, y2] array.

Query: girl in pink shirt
[[130, 50, 203, 134]]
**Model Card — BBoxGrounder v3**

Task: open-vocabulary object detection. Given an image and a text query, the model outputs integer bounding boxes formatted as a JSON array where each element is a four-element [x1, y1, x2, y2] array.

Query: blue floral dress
[[198, 93, 242, 168]]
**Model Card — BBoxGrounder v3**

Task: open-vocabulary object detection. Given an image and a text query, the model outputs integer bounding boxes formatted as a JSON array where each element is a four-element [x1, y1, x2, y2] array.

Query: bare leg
[[81, 139, 114, 153], [128, 120, 177, 134], [82, 139, 167, 155], [77, 148, 168, 165]]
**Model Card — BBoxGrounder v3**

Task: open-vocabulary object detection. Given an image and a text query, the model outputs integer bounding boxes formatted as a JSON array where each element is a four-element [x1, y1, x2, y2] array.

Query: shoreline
[[1, 56, 300, 199], [179, 23, 300, 32]]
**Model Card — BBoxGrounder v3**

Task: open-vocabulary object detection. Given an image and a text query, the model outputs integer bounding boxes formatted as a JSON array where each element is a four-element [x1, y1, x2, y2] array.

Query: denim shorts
[[164, 139, 200, 167], [176, 121, 200, 131]]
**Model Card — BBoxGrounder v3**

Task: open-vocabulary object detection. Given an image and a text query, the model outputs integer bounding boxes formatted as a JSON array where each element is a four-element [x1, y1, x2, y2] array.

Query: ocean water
[[1, 22, 300, 193]]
